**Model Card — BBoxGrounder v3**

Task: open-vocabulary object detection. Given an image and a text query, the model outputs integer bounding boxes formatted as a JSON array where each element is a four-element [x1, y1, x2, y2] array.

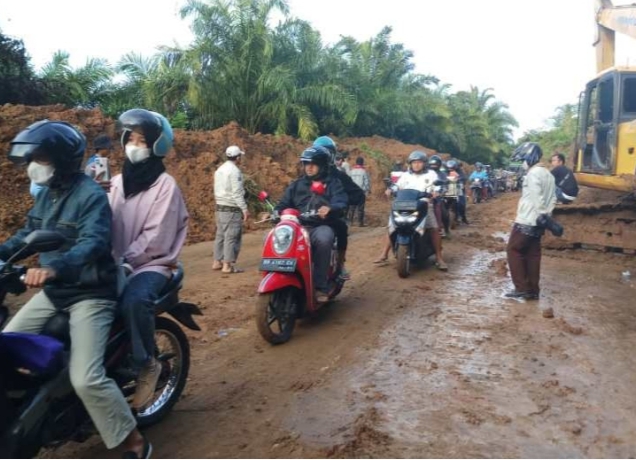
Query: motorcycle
[[470, 178, 483, 204], [388, 189, 435, 278], [255, 186, 347, 345], [443, 176, 462, 229], [0, 230, 202, 458]]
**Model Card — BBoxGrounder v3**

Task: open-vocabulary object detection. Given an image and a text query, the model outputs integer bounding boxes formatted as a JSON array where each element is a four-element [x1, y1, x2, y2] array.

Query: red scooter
[[255, 185, 346, 344]]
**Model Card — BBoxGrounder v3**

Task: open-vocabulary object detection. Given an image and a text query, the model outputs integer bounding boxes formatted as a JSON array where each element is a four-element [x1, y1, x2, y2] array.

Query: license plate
[[260, 258, 297, 273]]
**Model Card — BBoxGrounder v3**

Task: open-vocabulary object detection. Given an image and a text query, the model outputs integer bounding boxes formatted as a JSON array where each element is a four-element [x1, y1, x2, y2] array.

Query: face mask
[[522, 160, 530, 171], [27, 162, 55, 186], [125, 145, 152, 164]]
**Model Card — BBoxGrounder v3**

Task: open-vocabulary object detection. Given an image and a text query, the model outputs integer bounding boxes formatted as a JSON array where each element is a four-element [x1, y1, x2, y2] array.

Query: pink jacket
[[109, 172, 189, 278]]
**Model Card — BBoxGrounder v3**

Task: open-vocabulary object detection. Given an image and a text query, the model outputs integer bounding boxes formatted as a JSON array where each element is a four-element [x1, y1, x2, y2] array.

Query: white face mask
[[522, 160, 530, 171], [125, 145, 152, 164], [27, 162, 55, 185]]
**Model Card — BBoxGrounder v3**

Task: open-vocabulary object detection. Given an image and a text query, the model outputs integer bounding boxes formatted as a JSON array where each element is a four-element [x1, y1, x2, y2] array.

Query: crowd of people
[[0, 107, 578, 457]]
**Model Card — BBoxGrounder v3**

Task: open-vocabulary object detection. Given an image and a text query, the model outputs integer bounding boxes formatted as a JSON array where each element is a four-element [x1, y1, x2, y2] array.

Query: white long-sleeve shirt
[[515, 164, 556, 226], [395, 169, 438, 194], [214, 160, 248, 212]]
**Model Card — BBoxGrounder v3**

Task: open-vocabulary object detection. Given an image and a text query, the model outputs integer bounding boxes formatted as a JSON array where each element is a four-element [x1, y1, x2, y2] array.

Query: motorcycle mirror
[[23, 230, 66, 253], [310, 181, 326, 196], [257, 191, 269, 202], [5, 230, 66, 266]]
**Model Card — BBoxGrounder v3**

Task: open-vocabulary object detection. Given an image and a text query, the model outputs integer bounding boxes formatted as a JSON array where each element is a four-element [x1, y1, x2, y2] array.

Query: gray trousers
[[310, 225, 335, 292], [214, 210, 243, 263], [3, 291, 137, 449]]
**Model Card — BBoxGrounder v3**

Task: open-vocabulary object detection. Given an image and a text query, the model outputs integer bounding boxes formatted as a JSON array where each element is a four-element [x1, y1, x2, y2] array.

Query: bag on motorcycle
[[0, 332, 64, 377]]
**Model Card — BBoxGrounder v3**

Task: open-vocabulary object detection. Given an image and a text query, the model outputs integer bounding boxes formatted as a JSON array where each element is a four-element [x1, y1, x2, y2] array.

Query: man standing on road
[[506, 142, 556, 316], [213, 145, 249, 274], [349, 156, 371, 226], [550, 153, 579, 204]]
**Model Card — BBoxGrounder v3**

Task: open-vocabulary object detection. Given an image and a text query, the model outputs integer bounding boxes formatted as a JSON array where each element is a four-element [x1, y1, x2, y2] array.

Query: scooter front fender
[[258, 272, 303, 294], [396, 233, 411, 245]]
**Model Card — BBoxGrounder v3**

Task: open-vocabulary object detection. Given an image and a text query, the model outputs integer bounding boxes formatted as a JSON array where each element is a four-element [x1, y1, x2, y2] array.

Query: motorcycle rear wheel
[[256, 288, 298, 345], [397, 244, 410, 278], [136, 317, 190, 428]]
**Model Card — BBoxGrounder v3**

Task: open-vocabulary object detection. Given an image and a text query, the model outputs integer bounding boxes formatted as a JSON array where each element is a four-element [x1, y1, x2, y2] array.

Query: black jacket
[[335, 169, 365, 206], [551, 165, 579, 197], [275, 174, 348, 225]]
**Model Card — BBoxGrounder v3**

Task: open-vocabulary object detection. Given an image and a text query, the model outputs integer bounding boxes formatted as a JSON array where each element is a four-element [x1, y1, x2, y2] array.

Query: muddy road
[[46, 193, 636, 458]]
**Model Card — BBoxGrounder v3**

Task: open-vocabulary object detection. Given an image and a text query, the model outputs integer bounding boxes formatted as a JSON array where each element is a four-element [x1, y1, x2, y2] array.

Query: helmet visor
[[8, 143, 41, 165]]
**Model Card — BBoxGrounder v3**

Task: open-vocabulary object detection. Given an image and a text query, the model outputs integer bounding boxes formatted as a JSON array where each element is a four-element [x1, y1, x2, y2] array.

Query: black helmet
[[8, 120, 86, 169], [118, 109, 174, 157], [407, 150, 428, 164], [300, 146, 331, 168], [512, 142, 543, 167], [429, 155, 442, 169], [446, 159, 458, 170]]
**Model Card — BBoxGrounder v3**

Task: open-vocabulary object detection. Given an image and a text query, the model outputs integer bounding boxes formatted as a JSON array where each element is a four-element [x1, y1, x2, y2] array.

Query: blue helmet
[[118, 109, 174, 157], [313, 135, 337, 163], [512, 142, 543, 167]]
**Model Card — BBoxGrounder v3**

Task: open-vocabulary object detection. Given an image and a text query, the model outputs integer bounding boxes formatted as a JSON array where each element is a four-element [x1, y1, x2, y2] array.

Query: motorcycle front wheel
[[256, 287, 299, 345], [136, 317, 190, 428], [397, 244, 410, 278]]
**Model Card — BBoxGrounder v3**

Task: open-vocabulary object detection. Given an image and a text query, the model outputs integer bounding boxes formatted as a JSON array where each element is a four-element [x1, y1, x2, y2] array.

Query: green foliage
[[518, 103, 578, 160], [0, 30, 45, 104], [4, 1, 519, 164]]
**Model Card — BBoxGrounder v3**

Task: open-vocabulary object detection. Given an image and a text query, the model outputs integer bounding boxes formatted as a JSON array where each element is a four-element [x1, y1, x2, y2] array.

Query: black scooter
[[388, 189, 435, 278], [0, 230, 202, 458]]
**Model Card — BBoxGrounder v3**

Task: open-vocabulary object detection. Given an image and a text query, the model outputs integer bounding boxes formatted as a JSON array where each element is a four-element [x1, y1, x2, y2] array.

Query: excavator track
[[545, 200, 636, 251]]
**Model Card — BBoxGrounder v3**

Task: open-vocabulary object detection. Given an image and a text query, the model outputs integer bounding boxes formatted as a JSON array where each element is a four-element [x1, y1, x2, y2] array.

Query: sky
[[3, 0, 636, 139]]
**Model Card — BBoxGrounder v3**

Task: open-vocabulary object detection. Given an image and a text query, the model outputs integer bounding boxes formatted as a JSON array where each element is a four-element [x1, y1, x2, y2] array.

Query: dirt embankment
[[0, 105, 447, 244]]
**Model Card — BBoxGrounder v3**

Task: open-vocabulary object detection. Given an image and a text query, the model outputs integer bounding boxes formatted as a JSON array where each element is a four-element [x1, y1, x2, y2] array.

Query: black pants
[[347, 197, 366, 226], [330, 218, 348, 251]]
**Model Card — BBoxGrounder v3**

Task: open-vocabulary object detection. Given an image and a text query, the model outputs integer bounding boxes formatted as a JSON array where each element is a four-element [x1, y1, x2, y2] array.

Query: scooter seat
[[41, 311, 71, 349]]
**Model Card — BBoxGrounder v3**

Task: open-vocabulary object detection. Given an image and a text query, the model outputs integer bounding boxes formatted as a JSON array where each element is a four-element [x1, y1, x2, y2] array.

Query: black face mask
[[122, 156, 166, 198]]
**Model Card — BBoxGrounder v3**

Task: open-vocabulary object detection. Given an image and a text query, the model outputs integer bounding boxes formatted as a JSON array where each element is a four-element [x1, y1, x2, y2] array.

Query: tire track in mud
[[43, 195, 636, 458]]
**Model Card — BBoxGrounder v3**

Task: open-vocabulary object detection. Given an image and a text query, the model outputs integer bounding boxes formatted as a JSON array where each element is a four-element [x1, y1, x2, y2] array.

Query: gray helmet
[[407, 150, 428, 164]]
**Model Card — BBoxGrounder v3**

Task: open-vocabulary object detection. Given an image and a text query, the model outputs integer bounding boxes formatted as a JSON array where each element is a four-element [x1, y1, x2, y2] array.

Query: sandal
[[212, 261, 223, 270], [373, 257, 388, 265], [436, 261, 448, 271], [222, 266, 244, 274]]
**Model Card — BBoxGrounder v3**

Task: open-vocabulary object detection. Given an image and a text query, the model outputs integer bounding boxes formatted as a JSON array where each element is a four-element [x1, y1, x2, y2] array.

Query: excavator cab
[[575, 68, 636, 192]]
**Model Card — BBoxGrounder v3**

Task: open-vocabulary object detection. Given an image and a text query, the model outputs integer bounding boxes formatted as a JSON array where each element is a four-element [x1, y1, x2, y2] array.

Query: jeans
[[309, 226, 335, 292], [119, 271, 168, 368], [3, 291, 136, 449]]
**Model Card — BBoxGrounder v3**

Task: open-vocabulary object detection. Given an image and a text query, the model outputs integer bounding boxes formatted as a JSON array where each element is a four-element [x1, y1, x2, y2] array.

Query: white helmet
[[226, 145, 245, 158]]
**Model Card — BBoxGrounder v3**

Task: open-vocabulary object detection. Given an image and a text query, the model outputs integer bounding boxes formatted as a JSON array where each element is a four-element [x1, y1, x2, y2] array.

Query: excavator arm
[[595, 0, 636, 72]]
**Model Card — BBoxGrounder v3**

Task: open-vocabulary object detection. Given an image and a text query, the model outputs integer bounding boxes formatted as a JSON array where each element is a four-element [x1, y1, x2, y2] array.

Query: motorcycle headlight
[[272, 225, 294, 255], [393, 211, 419, 224]]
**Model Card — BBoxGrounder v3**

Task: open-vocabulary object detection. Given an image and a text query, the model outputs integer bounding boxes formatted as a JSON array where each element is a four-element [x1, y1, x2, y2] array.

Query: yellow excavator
[[550, 0, 636, 251]]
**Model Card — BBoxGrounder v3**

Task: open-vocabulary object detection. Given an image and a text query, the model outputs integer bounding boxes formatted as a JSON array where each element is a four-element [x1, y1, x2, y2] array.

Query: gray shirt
[[514, 164, 556, 226]]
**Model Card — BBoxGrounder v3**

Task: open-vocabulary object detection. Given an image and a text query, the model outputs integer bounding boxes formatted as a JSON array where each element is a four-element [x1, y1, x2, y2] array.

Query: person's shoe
[[212, 260, 223, 270], [339, 266, 351, 280], [315, 290, 330, 303], [542, 307, 555, 319], [133, 358, 162, 410], [122, 437, 153, 459], [462, 219, 470, 225], [505, 290, 530, 299], [526, 292, 540, 300], [436, 260, 448, 271]]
